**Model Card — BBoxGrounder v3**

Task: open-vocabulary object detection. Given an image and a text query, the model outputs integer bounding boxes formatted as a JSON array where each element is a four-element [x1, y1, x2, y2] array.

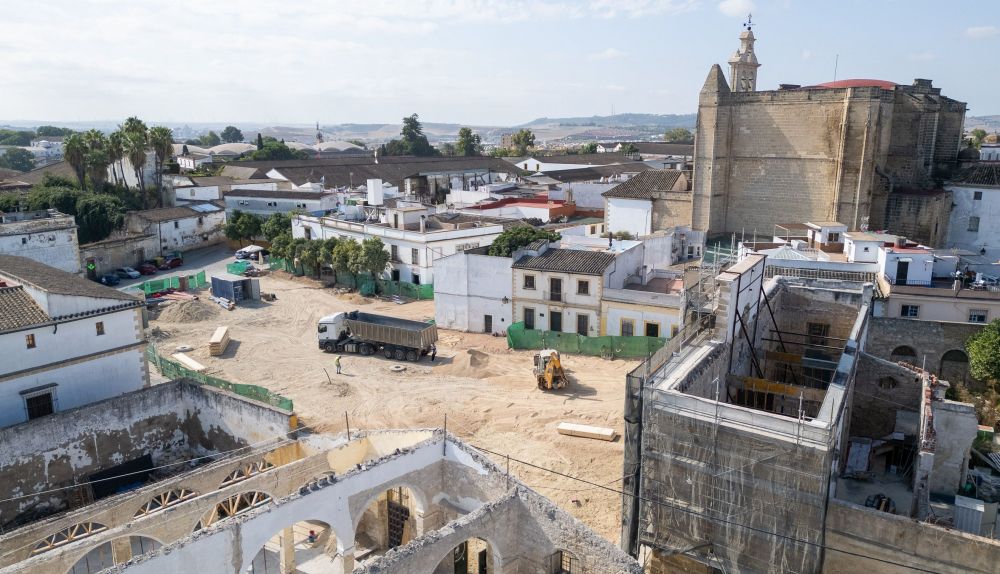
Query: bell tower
[[728, 14, 760, 92]]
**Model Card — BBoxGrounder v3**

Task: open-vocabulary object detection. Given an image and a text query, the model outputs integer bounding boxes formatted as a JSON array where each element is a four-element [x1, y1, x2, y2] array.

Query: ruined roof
[[0, 254, 140, 302], [129, 204, 218, 222], [0, 286, 50, 331], [219, 165, 265, 180], [949, 163, 1000, 187], [513, 247, 616, 275], [602, 170, 684, 199], [225, 188, 331, 200]]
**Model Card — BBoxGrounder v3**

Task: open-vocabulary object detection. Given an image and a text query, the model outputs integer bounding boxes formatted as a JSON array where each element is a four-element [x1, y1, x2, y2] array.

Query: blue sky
[[2, 0, 997, 125]]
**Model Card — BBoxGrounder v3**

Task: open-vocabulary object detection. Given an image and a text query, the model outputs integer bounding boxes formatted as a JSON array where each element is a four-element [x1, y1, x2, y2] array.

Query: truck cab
[[318, 312, 348, 349]]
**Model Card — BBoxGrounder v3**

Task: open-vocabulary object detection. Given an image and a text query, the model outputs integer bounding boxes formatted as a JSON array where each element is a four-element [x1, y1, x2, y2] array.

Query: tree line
[[0, 174, 131, 243]]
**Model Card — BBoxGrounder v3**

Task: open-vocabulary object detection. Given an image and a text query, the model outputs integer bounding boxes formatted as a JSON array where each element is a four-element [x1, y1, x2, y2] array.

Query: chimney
[[419, 215, 426, 233], [565, 188, 575, 205], [367, 179, 384, 206], [895, 236, 907, 248]]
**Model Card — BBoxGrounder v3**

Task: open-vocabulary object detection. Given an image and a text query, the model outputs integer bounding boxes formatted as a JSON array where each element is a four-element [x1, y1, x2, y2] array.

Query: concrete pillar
[[279, 527, 295, 574], [111, 537, 133, 565], [339, 551, 354, 573]]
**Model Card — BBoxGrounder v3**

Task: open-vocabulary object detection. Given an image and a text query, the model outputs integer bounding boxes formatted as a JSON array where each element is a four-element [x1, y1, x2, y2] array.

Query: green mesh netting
[[506, 322, 664, 358], [146, 346, 293, 411]]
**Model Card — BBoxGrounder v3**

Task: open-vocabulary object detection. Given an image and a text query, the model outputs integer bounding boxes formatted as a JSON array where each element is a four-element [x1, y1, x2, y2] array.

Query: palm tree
[[63, 133, 87, 190], [82, 130, 110, 190], [148, 126, 173, 206], [107, 130, 126, 189], [121, 117, 149, 207]]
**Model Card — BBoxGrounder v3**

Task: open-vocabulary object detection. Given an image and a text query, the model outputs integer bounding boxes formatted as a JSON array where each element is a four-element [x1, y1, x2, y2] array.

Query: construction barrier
[[139, 270, 207, 296], [266, 262, 433, 299], [226, 261, 253, 275], [146, 346, 293, 411], [505, 321, 666, 359]]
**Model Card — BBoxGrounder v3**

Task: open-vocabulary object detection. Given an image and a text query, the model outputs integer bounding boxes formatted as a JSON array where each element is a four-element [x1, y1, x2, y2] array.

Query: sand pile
[[157, 300, 220, 323], [441, 349, 497, 379], [338, 293, 371, 305]]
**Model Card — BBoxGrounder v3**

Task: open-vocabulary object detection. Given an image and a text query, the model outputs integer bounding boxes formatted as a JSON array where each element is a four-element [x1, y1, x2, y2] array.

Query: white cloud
[[718, 0, 754, 18], [801, 50, 813, 60], [965, 25, 998, 39], [589, 48, 627, 61]]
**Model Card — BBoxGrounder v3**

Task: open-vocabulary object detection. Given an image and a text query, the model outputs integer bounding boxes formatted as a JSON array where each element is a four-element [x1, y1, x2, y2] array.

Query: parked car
[[137, 263, 158, 275], [159, 257, 183, 270], [98, 274, 120, 286], [236, 246, 269, 260], [116, 267, 141, 279]]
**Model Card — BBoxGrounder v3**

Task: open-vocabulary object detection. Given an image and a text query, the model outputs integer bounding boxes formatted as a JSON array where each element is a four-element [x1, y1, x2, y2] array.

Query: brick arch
[[940, 349, 971, 385]]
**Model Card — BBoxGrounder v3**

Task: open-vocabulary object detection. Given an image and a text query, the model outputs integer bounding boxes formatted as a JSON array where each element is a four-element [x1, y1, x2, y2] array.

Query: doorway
[[549, 278, 562, 302], [896, 260, 909, 285], [576, 314, 589, 336], [484, 315, 493, 333], [524, 308, 535, 330], [550, 311, 563, 332], [391, 269, 400, 281]]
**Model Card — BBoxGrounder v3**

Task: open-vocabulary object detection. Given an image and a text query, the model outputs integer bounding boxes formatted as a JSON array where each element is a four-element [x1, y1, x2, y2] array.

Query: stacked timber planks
[[556, 422, 617, 441], [209, 326, 230, 356], [172, 353, 207, 372]]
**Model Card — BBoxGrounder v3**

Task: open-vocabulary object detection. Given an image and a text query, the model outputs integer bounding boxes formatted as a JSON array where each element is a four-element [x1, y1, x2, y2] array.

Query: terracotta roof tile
[[0, 285, 50, 331]]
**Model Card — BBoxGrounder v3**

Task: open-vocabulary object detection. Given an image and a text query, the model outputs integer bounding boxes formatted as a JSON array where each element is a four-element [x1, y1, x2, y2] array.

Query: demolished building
[[0, 379, 639, 574], [621, 254, 1000, 573]]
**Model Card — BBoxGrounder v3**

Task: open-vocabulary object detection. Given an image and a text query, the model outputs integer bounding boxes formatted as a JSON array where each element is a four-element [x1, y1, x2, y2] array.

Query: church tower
[[728, 15, 760, 92]]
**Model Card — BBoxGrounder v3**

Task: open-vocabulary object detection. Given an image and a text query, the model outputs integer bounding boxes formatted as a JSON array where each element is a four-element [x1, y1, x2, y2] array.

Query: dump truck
[[318, 310, 437, 362], [533, 349, 567, 390]]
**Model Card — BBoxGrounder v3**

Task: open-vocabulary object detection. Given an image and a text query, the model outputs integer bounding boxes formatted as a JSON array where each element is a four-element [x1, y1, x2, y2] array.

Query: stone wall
[[823, 499, 1000, 574], [883, 190, 952, 247], [651, 192, 694, 231], [866, 317, 984, 389], [80, 233, 159, 276], [849, 354, 923, 439]]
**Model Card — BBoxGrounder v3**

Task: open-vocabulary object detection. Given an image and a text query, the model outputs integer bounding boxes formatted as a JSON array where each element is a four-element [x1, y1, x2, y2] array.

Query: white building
[[176, 153, 213, 171], [294, 201, 516, 285], [512, 154, 631, 173], [946, 163, 1000, 261], [124, 203, 226, 254], [0, 255, 147, 427], [601, 170, 695, 241], [110, 153, 158, 190], [980, 143, 1000, 162], [225, 189, 337, 218], [433, 246, 512, 335], [0, 209, 81, 273], [166, 175, 285, 206]]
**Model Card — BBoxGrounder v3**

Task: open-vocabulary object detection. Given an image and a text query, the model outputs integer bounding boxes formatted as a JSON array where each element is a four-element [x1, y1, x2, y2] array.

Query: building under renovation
[[0, 379, 639, 574], [621, 254, 1000, 573]]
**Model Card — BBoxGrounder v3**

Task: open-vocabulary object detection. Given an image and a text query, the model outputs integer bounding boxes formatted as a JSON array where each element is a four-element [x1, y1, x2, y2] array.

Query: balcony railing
[[544, 291, 564, 303], [882, 274, 933, 287]]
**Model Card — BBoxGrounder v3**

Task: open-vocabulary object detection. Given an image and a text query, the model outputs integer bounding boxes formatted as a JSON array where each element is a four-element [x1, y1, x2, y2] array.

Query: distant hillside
[[521, 113, 696, 129], [966, 115, 1000, 133]]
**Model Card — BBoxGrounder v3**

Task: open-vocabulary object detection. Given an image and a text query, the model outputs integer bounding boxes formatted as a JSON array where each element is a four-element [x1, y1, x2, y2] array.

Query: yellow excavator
[[533, 349, 568, 390]]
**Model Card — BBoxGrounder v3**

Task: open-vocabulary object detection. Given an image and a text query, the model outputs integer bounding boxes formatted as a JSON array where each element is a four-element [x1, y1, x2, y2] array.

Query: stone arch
[[352, 483, 428, 561], [132, 487, 199, 518], [194, 490, 273, 531], [65, 535, 162, 574], [219, 459, 275, 489], [890, 345, 917, 364], [940, 349, 970, 385], [247, 518, 343, 574], [435, 537, 502, 574]]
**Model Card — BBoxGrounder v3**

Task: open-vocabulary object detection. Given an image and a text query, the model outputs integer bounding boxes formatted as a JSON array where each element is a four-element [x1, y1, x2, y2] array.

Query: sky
[[2, 0, 998, 126]]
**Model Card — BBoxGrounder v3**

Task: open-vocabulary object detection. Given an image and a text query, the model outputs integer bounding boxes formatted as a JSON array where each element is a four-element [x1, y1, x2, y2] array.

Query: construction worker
[[430, 344, 437, 362], [335, 355, 342, 375]]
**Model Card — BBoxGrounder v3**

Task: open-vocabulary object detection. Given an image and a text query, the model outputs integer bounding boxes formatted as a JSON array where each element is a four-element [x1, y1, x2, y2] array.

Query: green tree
[[579, 142, 598, 154], [510, 129, 535, 155], [220, 126, 244, 143], [0, 130, 35, 146], [970, 128, 989, 149], [200, 131, 221, 147], [269, 232, 294, 260], [298, 239, 325, 278], [246, 140, 310, 161], [620, 143, 639, 155], [36, 126, 74, 137], [968, 319, 1000, 383], [455, 127, 482, 156], [664, 127, 693, 143], [382, 114, 439, 157], [332, 239, 362, 285], [25, 185, 82, 215], [107, 130, 127, 188], [439, 142, 456, 156], [262, 212, 292, 241], [359, 238, 391, 289], [256, 133, 264, 149], [122, 116, 150, 203], [0, 148, 35, 172], [40, 173, 78, 188], [63, 133, 87, 189], [489, 147, 513, 158], [487, 226, 560, 256], [224, 210, 263, 247], [0, 194, 19, 212], [75, 194, 125, 243], [82, 129, 110, 190], [149, 126, 174, 202]]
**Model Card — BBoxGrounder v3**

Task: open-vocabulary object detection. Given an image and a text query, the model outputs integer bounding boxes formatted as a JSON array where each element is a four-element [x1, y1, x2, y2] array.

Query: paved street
[[116, 244, 238, 293]]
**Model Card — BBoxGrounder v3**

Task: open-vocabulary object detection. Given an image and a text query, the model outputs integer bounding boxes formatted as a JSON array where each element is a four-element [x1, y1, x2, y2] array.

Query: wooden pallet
[[557, 422, 617, 442], [209, 326, 230, 356]]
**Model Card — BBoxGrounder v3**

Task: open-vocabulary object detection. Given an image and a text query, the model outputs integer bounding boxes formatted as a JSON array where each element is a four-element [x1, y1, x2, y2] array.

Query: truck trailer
[[318, 310, 437, 361]]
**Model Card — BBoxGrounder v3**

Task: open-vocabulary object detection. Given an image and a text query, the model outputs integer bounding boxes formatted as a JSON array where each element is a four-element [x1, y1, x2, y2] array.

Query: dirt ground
[[148, 272, 638, 543]]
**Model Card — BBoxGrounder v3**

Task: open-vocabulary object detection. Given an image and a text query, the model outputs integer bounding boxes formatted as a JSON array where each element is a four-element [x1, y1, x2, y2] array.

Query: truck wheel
[[324, 342, 334, 353], [394, 348, 406, 361], [383, 347, 394, 359], [406, 350, 418, 362], [360, 343, 373, 356]]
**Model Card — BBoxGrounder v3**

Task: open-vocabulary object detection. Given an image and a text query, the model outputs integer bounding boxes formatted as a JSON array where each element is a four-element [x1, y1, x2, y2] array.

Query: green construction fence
[[505, 321, 666, 359], [268, 259, 433, 299], [146, 346, 293, 411], [140, 270, 208, 295]]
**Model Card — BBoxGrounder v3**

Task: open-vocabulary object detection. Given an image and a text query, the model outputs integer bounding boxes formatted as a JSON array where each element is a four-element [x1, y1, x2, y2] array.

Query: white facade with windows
[[125, 204, 227, 254], [225, 190, 337, 218], [0, 255, 148, 428], [433, 248, 512, 335], [946, 182, 1000, 262]]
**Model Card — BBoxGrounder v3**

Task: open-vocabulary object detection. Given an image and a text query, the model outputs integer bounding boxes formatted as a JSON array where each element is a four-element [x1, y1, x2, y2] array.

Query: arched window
[[196, 491, 272, 530], [133, 488, 198, 518], [940, 349, 970, 385], [32, 523, 107, 556], [890, 346, 917, 364]]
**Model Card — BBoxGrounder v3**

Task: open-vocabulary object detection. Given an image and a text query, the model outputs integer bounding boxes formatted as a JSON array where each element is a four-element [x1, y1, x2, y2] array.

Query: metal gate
[[386, 487, 410, 548]]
